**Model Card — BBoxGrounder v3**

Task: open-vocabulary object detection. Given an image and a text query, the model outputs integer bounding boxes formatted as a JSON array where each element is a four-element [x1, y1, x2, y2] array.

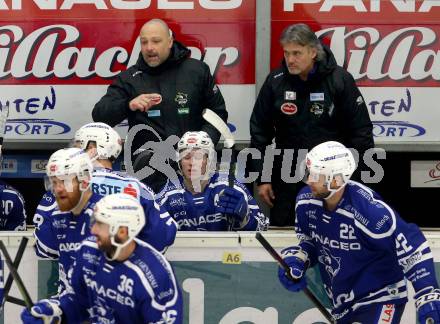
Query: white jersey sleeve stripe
[[124, 258, 179, 311], [350, 279, 407, 311], [159, 188, 186, 205], [160, 212, 170, 219], [336, 207, 396, 239], [36, 201, 58, 212], [82, 240, 99, 249], [295, 199, 323, 210], [34, 236, 60, 258], [399, 241, 433, 273]]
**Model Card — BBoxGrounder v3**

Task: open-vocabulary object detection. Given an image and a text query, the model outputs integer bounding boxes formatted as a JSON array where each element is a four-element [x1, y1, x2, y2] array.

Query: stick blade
[[202, 109, 235, 148]]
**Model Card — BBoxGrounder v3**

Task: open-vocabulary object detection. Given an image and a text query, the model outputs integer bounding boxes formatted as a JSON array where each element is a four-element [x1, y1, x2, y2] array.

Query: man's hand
[[215, 187, 248, 222], [129, 93, 162, 112], [258, 183, 275, 208], [21, 299, 63, 324], [277, 246, 309, 293], [416, 289, 440, 324]]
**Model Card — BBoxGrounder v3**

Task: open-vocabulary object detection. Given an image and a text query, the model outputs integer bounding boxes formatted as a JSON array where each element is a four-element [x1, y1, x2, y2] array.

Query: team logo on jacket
[[280, 103, 298, 115], [310, 103, 324, 116], [175, 92, 188, 106], [175, 92, 189, 115], [284, 91, 296, 100]]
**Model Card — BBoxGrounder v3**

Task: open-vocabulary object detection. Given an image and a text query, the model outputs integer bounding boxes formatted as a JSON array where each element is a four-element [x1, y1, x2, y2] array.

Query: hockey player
[[158, 131, 268, 231], [0, 180, 26, 231], [33, 122, 177, 257], [21, 193, 182, 324], [73, 122, 177, 250], [36, 146, 173, 296], [35, 147, 100, 295], [277, 141, 440, 323]]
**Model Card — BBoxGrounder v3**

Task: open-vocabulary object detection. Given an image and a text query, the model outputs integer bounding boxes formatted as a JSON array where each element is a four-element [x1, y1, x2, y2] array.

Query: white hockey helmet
[[177, 131, 216, 178], [306, 141, 356, 194], [74, 122, 122, 161], [93, 193, 145, 260], [46, 148, 93, 192]]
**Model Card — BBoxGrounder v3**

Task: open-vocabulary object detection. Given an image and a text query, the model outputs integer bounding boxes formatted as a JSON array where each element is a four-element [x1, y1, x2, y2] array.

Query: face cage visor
[[45, 174, 90, 194]]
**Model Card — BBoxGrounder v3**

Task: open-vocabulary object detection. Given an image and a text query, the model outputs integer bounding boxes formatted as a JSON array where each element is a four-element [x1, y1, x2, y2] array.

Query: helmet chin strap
[[323, 175, 346, 200], [69, 179, 91, 214], [107, 236, 131, 261]]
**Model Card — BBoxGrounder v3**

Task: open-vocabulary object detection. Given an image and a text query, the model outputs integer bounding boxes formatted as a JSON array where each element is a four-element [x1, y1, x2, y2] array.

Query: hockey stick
[[202, 109, 235, 187], [202, 109, 237, 229], [255, 232, 335, 323], [0, 240, 34, 310], [2, 237, 29, 307], [0, 103, 9, 153], [202, 109, 234, 150]]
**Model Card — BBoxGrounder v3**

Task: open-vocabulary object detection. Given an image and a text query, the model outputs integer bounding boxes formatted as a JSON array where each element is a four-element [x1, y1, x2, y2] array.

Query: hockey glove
[[21, 299, 63, 324], [216, 188, 248, 222], [277, 246, 308, 293], [415, 288, 440, 324]]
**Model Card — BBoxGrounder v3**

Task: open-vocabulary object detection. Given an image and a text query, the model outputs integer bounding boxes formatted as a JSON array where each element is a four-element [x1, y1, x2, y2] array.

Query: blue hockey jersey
[[60, 236, 182, 324], [157, 173, 269, 231], [0, 180, 26, 231], [34, 193, 102, 295], [33, 168, 177, 259], [91, 168, 177, 251], [292, 181, 439, 321]]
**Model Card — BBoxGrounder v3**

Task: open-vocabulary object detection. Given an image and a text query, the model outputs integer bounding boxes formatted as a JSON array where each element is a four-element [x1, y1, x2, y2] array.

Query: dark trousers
[[266, 152, 305, 227]]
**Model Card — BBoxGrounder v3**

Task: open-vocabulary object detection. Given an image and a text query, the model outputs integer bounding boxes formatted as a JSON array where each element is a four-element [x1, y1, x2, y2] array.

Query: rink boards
[[2, 230, 440, 323]]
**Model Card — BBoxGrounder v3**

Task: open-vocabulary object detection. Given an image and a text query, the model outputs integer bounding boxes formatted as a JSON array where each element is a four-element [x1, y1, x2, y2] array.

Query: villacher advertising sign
[[0, 0, 256, 141]]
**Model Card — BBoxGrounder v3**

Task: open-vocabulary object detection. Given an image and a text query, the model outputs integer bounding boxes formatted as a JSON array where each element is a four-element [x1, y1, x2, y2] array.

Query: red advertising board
[[0, 0, 256, 141]]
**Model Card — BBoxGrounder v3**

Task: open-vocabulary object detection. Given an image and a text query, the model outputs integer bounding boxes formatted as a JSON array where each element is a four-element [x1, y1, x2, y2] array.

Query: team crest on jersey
[[310, 103, 324, 116], [318, 247, 341, 280], [281, 103, 298, 115], [175, 92, 188, 106]]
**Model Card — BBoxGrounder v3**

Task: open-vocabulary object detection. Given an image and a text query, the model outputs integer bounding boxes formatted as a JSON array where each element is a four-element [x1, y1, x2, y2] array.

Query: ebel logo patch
[[281, 103, 298, 115], [31, 159, 48, 173], [284, 91, 296, 100]]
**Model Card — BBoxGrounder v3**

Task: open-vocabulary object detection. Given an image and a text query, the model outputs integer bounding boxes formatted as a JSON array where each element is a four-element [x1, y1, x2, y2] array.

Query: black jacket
[[93, 41, 227, 154], [250, 45, 374, 177]]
